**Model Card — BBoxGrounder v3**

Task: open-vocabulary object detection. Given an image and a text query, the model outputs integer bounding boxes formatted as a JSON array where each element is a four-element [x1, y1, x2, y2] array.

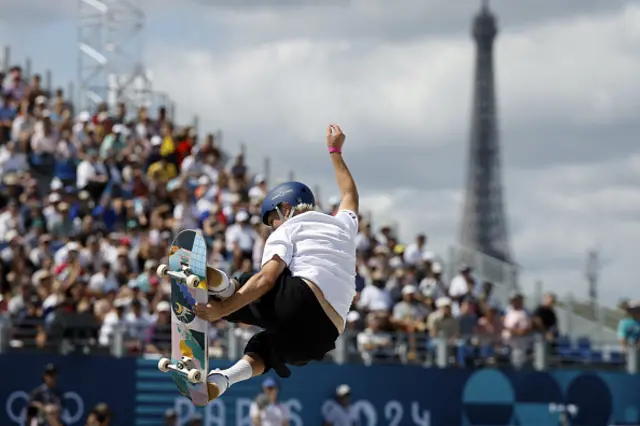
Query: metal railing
[[447, 245, 623, 342], [0, 317, 636, 374]]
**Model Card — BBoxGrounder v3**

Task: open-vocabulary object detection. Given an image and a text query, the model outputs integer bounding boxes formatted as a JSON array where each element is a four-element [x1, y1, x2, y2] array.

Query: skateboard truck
[[158, 356, 204, 383], [157, 264, 201, 288]]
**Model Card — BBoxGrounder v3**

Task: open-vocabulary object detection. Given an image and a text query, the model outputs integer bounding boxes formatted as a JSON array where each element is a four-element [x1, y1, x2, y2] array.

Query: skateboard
[[156, 229, 210, 406]]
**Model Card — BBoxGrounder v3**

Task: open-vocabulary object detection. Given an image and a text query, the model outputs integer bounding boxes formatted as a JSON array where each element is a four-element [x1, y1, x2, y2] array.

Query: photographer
[[85, 402, 112, 426], [27, 364, 65, 426], [249, 378, 290, 426]]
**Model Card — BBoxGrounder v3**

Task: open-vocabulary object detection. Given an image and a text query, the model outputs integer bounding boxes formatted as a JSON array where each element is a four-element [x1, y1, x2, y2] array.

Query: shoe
[[206, 369, 229, 402]]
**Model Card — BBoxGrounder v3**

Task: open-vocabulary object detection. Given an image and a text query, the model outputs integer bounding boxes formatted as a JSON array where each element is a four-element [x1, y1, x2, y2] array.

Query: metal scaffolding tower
[[77, 0, 173, 115]]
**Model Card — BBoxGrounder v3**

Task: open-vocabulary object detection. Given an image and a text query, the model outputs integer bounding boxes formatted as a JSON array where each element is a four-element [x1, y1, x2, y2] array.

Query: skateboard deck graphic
[[156, 229, 210, 406]]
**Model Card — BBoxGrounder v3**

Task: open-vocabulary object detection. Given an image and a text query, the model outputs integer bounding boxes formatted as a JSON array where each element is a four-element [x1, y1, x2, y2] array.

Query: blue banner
[[136, 359, 640, 426], [1, 354, 640, 426], [0, 354, 136, 426]]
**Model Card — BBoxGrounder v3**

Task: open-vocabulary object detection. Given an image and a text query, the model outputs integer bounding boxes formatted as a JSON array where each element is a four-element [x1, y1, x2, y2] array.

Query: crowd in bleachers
[[0, 63, 636, 370]]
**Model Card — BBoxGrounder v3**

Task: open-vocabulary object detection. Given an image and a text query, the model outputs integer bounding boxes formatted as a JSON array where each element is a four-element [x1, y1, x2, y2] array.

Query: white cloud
[[145, 2, 640, 304]]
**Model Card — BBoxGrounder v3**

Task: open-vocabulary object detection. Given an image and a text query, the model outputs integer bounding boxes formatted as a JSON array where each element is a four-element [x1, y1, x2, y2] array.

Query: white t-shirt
[[76, 160, 107, 188], [250, 401, 290, 426], [403, 243, 435, 265], [225, 223, 257, 252], [449, 274, 479, 298], [261, 210, 358, 326]]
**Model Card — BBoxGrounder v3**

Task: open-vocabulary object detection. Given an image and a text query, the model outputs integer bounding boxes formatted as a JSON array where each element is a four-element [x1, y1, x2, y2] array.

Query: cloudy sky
[[1, 0, 639, 305]]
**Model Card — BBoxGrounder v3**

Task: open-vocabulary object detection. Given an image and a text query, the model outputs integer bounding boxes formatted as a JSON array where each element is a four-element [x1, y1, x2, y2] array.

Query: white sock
[[220, 359, 253, 386]]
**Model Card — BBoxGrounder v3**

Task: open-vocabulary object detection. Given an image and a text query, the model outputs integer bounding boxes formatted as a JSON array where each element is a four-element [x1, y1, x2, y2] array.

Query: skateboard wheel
[[186, 274, 200, 288], [157, 264, 169, 278], [187, 369, 202, 383], [158, 358, 171, 373]]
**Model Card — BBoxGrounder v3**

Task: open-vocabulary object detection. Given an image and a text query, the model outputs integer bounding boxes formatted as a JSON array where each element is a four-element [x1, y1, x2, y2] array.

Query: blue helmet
[[260, 181, 315, 225]]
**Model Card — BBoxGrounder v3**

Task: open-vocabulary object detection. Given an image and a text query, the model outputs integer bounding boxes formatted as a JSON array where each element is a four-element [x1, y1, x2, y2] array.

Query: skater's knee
[[245, 331, 291, 378], [243, 353, 266, 376], [231, 272, 254, 288]]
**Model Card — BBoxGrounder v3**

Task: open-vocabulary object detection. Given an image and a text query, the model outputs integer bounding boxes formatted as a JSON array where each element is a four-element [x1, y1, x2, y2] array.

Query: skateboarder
[[194, 124, 359, 403]]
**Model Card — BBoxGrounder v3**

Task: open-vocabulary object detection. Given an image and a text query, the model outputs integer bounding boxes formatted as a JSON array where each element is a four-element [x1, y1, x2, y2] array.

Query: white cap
[[402, 285, 418, 295], [4, 229, 18, 243], [254, 174, 265, 183], [151, 135, 162, 146], [112, 124, 124, 134], [436, 297, 452, 308], [157, 301, 170, 312], [431, 262, 442, 273], [369, 300, 389, 312], [49, 193, 61, 203], [346, 311, 361, 323], [422, 250, 435, 261], [222, 205, 234, 218], [114, 298, 128, 308], [236, 210, 250, 222], [77, 111, 91, 122], [67, 242, 81, 252], [50, 178, 63, 191], [336, 384, 351, 396], [389, 257, 403, 269], [35, 95, 48, 105]]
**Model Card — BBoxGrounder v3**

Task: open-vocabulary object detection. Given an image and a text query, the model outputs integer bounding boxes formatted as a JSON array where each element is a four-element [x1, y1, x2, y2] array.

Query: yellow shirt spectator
[[160, 136, 175, 157], [147, 160, 177, 182]]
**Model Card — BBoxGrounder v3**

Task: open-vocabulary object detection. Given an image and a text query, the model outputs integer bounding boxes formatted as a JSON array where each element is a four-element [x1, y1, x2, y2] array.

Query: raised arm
[[327, 124, 359, 214]]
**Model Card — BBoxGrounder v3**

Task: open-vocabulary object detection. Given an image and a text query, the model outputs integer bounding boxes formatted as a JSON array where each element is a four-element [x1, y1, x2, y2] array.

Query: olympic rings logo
[[5, 391, 84, 425]]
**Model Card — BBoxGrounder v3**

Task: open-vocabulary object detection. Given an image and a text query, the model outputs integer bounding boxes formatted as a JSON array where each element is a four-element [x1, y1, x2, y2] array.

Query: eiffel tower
[[459, 1, 513, 264]]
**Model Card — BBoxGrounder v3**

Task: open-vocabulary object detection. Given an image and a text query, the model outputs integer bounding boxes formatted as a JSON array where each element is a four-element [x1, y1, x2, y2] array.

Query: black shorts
[[223, 268, 339, 378]]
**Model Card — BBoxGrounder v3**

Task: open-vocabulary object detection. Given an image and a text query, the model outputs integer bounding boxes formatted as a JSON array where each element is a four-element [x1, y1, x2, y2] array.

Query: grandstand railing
[[0, 318, 636, 374], [447, 245, 622, 342]]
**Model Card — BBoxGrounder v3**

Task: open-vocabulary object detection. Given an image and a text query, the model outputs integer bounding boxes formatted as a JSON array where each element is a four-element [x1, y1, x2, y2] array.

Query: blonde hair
[[293, 203, 316, 214]]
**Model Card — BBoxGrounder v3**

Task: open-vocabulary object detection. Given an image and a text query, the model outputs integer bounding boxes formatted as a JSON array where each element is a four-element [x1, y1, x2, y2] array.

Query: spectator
[[403, 234, 435, 266], [322, 384, 357, 426], [532, 292, 558, 340], [474, 304, 503, 365], [458, 300, 478, 340], [85, 402, 113, 426], [28, 363, 63, 425], [428, 297, 460, 341], [448, 265, 479, 307], [250, 377, 290, 426], [419, 261, 448, 300], [357, 313, 395, 365], [502, 294, 532, 368], [392, 285, 429, 329], [3, 66, 27, 101], [392, 285, 428, 361], [357, 270, 393, 313], [617, 301, 640, 353], [0, 93, 17, 143], [146, 300, 171, 354], [164, 409, 177, 426]]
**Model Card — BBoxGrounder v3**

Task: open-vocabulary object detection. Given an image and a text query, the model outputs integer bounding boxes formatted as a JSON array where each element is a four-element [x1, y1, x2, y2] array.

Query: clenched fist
[[326, 124, 345, 151]]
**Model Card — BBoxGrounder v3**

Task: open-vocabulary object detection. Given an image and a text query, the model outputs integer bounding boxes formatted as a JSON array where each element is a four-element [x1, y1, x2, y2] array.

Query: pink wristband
[[329, 147, 342, 154]]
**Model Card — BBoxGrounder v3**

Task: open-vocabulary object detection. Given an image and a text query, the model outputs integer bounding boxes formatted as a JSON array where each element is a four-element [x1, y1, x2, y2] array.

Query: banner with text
[[1, 354, 639, 426]]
